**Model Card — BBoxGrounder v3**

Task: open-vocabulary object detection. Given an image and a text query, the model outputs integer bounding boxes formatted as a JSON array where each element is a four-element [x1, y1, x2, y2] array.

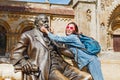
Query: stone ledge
[[0, 64, 22, 80], [99, 52, 120, 60], [101, 59, 120, 64]]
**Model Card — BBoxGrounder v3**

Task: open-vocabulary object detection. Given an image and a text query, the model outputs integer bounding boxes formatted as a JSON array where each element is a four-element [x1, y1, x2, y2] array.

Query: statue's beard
[[36, 23, 49, 29], [43, 24, 49, 28]]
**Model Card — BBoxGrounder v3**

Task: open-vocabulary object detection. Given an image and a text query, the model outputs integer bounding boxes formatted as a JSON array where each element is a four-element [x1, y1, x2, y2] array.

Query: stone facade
[[72, 0, 120, 80], [0, 1, 74, 56], [0, 0, 120, 80], [72, 0, 120, 52]]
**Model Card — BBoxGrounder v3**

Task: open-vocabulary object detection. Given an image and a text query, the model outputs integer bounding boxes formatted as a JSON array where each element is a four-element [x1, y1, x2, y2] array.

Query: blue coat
[[48, 32, 95, 69]]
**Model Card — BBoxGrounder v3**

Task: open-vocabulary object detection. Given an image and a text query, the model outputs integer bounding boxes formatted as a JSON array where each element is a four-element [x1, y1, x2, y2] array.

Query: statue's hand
[[20, 59, 35, 74]]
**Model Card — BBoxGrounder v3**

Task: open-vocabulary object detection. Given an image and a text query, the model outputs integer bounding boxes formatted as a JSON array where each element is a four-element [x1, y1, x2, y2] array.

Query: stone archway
[[112, 25, 120, 52], [108, 5, 120, 52], [16, 20, 34, 34], [0, 19, 11, 33], [0, 19, 11, 56], [14, 20, 34, 43]]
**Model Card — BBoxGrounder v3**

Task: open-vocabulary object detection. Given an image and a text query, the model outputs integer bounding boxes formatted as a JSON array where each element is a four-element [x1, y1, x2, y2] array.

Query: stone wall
[[0, 1, 74, 54], [0, 64, 22, 80], [72, 0, 120, 80]]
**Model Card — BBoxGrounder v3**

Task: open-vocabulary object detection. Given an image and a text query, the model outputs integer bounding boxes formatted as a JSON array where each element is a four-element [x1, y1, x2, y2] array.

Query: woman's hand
[[50, 27, 54, 33], [40, 26, 49, 34]]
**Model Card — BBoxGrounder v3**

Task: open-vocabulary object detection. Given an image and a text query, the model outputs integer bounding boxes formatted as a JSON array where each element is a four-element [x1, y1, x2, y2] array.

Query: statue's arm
[[10, 33, 38, 74], [53, 42, 74, 59], [10, 33, 29, 64], [58, 47, 74, 59]]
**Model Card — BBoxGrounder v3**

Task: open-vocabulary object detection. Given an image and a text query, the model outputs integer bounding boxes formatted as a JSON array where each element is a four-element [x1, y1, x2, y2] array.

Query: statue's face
[[37, 15, 49, 29]]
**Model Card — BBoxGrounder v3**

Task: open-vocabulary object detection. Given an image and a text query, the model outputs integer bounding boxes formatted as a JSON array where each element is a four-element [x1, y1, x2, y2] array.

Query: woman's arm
[[40, 26, 74, 43]]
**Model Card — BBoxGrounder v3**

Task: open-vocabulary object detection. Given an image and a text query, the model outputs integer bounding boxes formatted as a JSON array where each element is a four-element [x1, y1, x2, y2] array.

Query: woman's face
[[66, 24, 75, 35]]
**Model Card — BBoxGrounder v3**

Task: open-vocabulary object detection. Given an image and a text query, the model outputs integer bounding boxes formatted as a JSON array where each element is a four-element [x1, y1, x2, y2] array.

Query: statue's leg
[[63, 65, 92, 80], [49, 69, 69, 80]]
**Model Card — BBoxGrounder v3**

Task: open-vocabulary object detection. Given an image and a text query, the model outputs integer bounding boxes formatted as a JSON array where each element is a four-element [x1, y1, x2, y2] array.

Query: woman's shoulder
[[67, 34, 79, 40], [69, 34, 78, 37]]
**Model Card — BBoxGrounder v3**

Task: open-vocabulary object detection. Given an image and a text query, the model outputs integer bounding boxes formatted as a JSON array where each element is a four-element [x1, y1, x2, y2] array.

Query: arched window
[[0, 26, 6, 56]]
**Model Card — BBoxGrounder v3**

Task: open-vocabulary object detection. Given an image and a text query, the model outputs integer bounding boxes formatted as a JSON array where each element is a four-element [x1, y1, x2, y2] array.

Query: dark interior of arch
[[0, 25, 6, 56]]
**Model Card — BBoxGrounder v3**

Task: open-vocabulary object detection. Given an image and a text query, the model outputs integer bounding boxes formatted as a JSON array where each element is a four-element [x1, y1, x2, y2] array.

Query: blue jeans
[[87, 57, 104, 80]]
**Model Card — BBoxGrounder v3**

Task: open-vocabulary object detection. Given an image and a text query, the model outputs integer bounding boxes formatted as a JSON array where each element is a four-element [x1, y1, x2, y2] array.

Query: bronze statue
[[10, 14, 92, 80]]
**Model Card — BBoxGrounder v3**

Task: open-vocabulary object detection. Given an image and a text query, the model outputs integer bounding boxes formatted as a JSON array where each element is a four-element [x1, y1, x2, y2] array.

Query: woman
[[40, 22, 104, 80]]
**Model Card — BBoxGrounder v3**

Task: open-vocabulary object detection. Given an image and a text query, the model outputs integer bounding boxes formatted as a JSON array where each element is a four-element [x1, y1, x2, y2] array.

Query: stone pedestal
[[0, 64, 22, 80]]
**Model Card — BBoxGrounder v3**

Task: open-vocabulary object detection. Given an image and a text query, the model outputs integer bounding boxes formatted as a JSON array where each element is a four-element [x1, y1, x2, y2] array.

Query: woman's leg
[[88, 57, 104, 80]]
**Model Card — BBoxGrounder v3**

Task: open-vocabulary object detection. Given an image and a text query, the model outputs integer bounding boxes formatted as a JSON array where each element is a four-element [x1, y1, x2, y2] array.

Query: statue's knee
[[83, 74, 92, 80], [52, 70, 60, 75], [50, 70, 59, 78], [69, 66, 92, 80], [77, 70, 92, 80], [49, 70, 69, 80]]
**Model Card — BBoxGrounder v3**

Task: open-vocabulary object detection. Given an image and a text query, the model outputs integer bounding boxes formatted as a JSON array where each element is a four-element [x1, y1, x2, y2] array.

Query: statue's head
[[34, 14, 49, 29]]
